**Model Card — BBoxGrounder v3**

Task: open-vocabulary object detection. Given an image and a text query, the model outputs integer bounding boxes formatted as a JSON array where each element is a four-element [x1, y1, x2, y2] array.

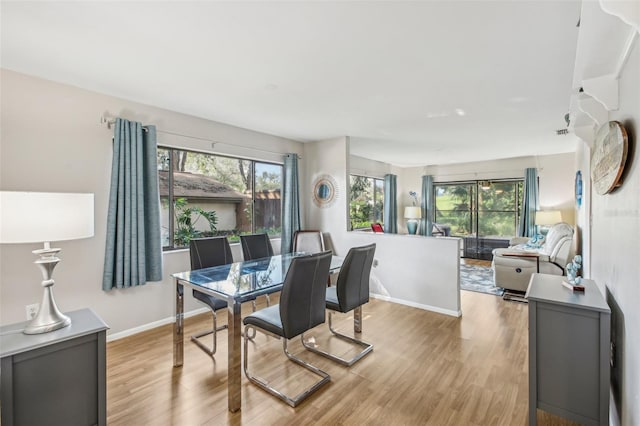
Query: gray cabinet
[[526, 273, 610, 426], [1, 309, 109, 426]]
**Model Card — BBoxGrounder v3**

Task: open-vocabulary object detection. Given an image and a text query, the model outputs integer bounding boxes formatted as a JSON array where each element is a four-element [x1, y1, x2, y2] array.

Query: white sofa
[[491, 223, 574, 292]]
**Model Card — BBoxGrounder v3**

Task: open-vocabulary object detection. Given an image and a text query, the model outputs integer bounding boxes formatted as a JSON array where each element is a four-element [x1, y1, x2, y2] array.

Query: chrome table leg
[[173, 279, 184, 367], [227, 299, 242, 412]]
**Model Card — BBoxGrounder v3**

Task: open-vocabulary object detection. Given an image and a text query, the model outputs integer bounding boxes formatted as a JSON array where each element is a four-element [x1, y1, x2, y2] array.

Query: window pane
[[435, 184, 473, 236], [478, 181, 519, 237], [350, 175, 381, 230], [374, 179, 384, 224], [157, 148, 171, 247], [158, 147, 284, 249], [254, 162, 282, 237], [478, 212, 517, 237]]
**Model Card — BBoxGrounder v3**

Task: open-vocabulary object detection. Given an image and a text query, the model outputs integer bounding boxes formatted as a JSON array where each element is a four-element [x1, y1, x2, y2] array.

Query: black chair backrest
[[279, 251, 332, 339], [335, 243, 376, 312], [189, 237, 234, 270], [240, 233, 274, 260]]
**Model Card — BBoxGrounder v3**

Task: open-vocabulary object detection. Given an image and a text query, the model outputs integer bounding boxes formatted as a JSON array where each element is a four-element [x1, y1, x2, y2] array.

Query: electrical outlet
[[26, 303, 39, 320]]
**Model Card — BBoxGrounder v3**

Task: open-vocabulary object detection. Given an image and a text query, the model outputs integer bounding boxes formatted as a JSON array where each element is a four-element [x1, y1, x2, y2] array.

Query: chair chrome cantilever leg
[[246, 295, 271, 340], [243, 325, 330, 408], [191, 310, 228, 356], [302, 311, 373, 367]]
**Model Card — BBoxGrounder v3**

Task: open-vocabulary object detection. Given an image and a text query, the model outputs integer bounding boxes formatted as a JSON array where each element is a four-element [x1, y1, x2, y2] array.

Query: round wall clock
[[312, 174, 338, 208], [590, 121, 628, 195]]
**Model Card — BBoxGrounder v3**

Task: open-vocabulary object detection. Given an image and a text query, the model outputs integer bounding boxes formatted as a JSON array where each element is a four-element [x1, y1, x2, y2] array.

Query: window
[[434, 180, 523, 237], [158, 147, 283, 249], [349, 175, 384, 230]]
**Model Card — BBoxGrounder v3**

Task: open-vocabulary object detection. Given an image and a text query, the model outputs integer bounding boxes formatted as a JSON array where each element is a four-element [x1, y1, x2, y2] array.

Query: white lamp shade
[[404, 206, 422, 219], [0, 191, 94, 244], [535, 210, 562, 226]]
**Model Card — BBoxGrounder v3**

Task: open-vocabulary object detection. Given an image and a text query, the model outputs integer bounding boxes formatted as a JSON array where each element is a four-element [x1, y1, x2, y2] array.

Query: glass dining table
[[172, 252, 344, 412]]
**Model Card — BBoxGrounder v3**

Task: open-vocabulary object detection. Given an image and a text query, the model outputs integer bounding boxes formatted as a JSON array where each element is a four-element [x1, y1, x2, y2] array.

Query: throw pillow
[[526, 234, 545, 249]]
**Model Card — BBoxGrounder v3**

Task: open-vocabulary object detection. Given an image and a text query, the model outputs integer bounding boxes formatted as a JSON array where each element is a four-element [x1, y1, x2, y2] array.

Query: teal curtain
[[420, 175, 434, 236], [518, 167, 539, 237], [103, 118, 163, 290], [383, 174, 398, 233], [281, 153, 300, 253]]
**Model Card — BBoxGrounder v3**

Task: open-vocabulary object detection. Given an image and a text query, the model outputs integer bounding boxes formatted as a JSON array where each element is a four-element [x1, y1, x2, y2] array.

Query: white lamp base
[[23, 246, 72, 335]]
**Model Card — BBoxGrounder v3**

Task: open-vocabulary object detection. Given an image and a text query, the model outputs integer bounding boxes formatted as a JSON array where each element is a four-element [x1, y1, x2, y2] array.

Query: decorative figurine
[[566, 255, 583, 285]]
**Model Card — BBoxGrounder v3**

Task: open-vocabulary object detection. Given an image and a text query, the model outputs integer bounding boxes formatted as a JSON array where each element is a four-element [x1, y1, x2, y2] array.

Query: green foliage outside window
[[173, 198, 218, 247], [435, 180, 522, 237], [350, 175, 384, 230]]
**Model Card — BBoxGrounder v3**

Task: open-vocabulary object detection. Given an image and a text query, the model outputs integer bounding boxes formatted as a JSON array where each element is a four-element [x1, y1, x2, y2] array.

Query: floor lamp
[[0, 191, 94, 334]]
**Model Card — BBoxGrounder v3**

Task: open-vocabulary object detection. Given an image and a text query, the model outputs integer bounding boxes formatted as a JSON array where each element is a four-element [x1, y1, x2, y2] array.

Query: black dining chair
[[293, 230, 333, 286], [189, 237, 233, 357], [240, 233, 275, 309], [240, 233, 274, 261], [243, 251, 333, 407], [303, 243, 376, 366]]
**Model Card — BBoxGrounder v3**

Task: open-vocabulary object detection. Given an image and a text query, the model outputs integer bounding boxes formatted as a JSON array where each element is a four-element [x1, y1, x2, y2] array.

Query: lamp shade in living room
[[0, 191, 94, 334], [535, 210, 562, 226], [0, 191, 94, 243]]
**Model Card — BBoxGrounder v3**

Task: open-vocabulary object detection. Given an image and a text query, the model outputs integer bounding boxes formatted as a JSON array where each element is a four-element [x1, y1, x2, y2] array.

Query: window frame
[[159, 146, 283, 251], [433, 178, 523, 238], [349, 174, 385, 231]]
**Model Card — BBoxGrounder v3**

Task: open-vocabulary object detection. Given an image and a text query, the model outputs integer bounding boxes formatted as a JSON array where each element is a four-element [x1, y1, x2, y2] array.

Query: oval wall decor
[[312, 174, 338, 208], [590, 121, 628, 195], [575, 170, 583, 207]]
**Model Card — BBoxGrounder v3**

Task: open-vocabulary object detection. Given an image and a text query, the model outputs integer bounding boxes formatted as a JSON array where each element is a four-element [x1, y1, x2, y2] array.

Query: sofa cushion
[[544, 223, 573, 252]]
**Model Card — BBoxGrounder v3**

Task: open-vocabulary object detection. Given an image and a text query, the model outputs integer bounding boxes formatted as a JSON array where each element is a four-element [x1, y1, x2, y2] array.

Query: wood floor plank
[[106, 273, 577, 425]]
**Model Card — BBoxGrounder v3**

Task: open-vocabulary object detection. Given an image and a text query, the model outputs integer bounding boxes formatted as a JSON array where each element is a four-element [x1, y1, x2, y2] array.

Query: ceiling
[[1, 1, 583, 167]]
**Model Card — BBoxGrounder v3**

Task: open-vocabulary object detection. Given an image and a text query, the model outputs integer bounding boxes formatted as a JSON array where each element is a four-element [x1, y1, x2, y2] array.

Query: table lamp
[[535, 210, 562, 235], [404, 206, 421, 235], [0, 191, 94, 334]]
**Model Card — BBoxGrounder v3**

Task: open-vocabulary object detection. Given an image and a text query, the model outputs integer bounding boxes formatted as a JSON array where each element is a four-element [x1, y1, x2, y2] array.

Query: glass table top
[[173, 252, 343, 303]]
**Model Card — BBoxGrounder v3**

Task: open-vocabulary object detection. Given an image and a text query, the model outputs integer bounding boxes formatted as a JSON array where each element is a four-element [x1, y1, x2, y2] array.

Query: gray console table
[[0, 308, 109, 426], [526, 273, 610, 426]]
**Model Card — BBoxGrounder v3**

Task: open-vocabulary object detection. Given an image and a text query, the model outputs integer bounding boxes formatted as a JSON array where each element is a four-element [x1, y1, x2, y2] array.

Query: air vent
[[556, 129, 569, 135]]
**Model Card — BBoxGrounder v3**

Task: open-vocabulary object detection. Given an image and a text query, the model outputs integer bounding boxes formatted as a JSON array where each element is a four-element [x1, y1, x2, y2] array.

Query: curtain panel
[[383, 174, 398, 233], [420, 175, 434, 236], [102, 118, 163, 290], [518, 167, 539, 237], [281, 153, 301, 254]]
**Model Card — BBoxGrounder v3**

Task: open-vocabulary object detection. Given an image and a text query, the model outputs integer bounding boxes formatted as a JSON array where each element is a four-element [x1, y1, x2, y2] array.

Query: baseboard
[[369, 293, 462, 317], [108, 295, 461, 342], [107, 307, 209, 342]]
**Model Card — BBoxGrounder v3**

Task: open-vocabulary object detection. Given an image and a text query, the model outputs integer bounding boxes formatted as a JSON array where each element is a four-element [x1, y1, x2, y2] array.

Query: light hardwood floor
[[106, 263, 577, 425]]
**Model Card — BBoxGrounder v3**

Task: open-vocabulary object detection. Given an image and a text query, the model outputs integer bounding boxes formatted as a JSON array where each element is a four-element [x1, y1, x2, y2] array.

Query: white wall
[[0, 70, 299, 335], [306, 137, 461, 316], [350, 154, 392, 179], [578, 32, 640, 426]]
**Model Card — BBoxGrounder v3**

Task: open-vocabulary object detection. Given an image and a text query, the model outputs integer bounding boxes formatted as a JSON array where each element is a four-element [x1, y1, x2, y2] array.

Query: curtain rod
[[100, 116, 300, 159], [426, 169, 543, 179]]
